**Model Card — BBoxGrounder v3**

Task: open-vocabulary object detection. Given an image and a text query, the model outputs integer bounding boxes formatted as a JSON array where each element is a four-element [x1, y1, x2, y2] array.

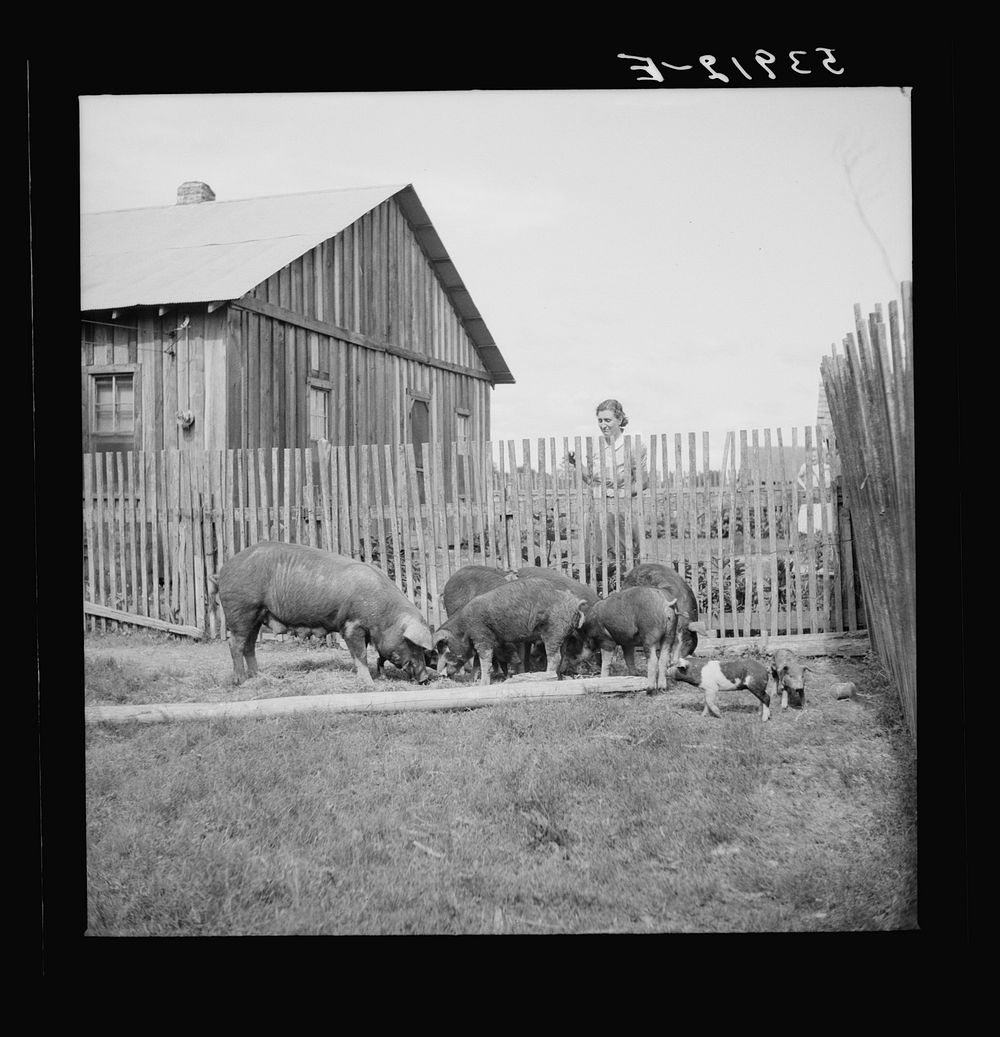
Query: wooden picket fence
[[822, 282, 914, 741], [83, 424, 864, 641]]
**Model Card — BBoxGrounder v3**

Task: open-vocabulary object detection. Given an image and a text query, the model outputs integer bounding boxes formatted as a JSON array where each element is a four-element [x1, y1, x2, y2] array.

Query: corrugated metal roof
[[81, 183, 514, 384]]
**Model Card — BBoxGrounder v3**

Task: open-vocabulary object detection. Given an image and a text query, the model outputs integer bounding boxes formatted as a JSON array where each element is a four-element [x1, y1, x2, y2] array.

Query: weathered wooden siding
[[234, 194, 494, 488], [81, 310, 229, 454], [248, 196, 489, 376], [83, 195, 497, 466]]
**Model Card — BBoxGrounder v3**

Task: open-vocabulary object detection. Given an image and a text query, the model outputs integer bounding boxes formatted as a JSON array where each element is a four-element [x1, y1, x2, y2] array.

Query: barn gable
[[81, 182, 513, 460]]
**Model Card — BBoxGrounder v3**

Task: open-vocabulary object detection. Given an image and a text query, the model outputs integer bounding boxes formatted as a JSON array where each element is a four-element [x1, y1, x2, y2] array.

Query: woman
[[568, 399, 649, 563]]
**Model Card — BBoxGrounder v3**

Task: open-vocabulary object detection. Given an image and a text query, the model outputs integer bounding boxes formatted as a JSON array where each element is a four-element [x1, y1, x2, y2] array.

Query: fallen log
[[84, 674, 655, 726], [83, 601, 204, 639], [700, 631, 869, 657]]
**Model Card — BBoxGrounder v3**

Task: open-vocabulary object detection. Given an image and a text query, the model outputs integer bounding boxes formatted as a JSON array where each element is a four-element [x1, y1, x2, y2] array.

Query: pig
[[442, 565, 517, 618], [516, 566, 599, 674], [440, 565, 522, 679], [771, 648, 809, 709], [569, 585, 679, 691], [667, 656, 773, 722], [621, 562, 699, 662], [216, 542, 435, 687], [516, 565, 599, 605], [434, 578, 588, 686]]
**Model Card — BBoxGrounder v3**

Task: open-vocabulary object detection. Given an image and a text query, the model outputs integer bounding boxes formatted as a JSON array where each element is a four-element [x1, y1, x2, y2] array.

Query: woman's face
[[597, 409, 621, 439]]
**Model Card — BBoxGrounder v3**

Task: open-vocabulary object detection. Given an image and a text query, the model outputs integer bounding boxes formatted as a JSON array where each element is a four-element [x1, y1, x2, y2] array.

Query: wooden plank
[[674, 434, 686, 592], [763, 431, 779, 636], [83, 601, 203, 638], [536, 438, 549, 567], [279, 446, 290, 543], [94, 454, 109, 630], [125, 452, 139, 616], [460, 444, 474, 569], [113, 452, 127, 614], [104, 453, 120, 623], [395, 442, 416, 605], [136, 451, 150, 617], [85, 674, 676, 726], [790, 428, 804, 635], [469, 440, 487, 568], [182, 451, 200, 631], [803, 425, 819, 635], [271, 446, 281, 543], [713, 435, 726, 636], [244, 448, 258, 546], [370, 444, 390, 578], [622, 436, 635, 575], [193, 450, 210, 634], [752, 432, 767, 636], [429, 438, 447, 624], [254, 448, 268, 543], [726, 433, 739, 636], [317, 440, 332, 552], [839, 501, 858, 633], [702, 431, 712, 633], [521, 439, 537, 567], [506, 441, 524, 569], [382, 443, 404, 594], [738, 432, 750, 638], [203, 451, 220, 638], [816, 431, 840, 632], [297, 447, 309, 546], [356, 445, 373, 565], [775, 429, 795, 635], [404, 442, 428, 619], [573, 436, 586, 585], [635, 434, 648, 566], [348, 445, 361, 558], [83, 456, 97, 631], [597, 436, 611, 593], [687, 433, 698, 618], [337, 445, 351, 557], [449, 439, 461, 570], [155, 450, 169, 620]]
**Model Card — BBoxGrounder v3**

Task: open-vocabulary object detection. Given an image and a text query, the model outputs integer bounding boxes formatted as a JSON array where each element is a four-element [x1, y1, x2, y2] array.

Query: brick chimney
[[176, 181, 216, 205]]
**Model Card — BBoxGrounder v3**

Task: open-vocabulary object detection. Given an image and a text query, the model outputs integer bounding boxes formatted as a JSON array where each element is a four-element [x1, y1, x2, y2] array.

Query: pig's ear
[[664, 596, 677, 609], [403, 616, 434, 651], [576, 599, 588, 627]]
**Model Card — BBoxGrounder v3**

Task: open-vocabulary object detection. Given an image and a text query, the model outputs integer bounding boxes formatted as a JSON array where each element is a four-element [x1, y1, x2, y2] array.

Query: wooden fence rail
[[821, 282, 915, 741], [83, 425, 864, 639]]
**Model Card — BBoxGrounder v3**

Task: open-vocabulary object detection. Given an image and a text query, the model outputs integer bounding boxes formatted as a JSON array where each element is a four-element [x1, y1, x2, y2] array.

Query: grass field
[[84, 631, 917, 934]]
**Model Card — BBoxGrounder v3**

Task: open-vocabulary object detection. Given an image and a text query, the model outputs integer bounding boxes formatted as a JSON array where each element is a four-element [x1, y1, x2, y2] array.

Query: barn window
[[309, 385, 330, 440], [93, 373, 134, 434]]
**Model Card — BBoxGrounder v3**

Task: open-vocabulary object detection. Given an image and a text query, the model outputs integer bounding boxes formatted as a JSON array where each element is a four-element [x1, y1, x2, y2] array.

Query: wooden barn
[[80, 180, 515, 490]]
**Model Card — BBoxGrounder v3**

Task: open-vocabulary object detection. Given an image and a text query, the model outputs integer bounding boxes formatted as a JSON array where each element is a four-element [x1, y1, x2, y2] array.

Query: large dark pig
[[621, 562, 699, 661], [667, 656, 772, 722], [442, 565, 517, 618], [568, 586, 679, 690], [434, 578, 588, 686], [516, 565, 599, 605], [216, 542, 434, 687], [771, 647, 809, 710], [516, 566, 599, 674], [439, 565, 521, 679]]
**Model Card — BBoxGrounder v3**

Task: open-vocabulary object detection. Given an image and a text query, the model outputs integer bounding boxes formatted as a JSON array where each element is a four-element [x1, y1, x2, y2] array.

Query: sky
[[79, 87, 911, 467]]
